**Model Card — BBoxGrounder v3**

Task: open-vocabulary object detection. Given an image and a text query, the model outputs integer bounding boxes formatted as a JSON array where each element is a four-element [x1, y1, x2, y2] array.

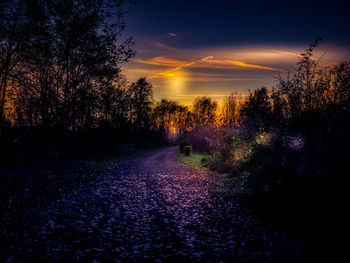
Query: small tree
[[130, 78, 153, 132], [152, 98, 189, 135], [240, 87, 272, 126], [221, 92, 241, 126], [192, 96, 218, 127]]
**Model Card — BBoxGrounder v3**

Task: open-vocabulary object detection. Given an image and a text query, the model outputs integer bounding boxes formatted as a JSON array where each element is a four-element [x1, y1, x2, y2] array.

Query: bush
[[179, 137, 191, 153], [186, 126, 216, 153], [186, 126, 235, 154], [183, 145, 192, 156]]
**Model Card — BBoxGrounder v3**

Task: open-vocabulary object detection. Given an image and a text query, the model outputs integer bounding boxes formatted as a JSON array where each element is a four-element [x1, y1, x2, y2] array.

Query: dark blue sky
[[126, 0, 350, 47], [122, 0, 350, 103]]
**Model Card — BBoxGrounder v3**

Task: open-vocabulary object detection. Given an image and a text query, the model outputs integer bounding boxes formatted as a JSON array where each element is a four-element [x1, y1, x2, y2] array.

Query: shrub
[[179, 137, 191, 153], [183, 145, 192, 156], [186, 126, 235, 154], [207, 154, 235, 173], [186, 126, 215, 153]]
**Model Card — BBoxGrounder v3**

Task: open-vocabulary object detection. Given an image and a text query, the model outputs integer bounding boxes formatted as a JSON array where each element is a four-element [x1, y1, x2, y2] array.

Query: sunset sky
[[122, 0, 350, 104]]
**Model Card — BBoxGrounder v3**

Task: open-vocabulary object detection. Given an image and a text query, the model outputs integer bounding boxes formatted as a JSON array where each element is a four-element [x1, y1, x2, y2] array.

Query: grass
[[176, 149, 240, 196], [177, 150, 208, 172]]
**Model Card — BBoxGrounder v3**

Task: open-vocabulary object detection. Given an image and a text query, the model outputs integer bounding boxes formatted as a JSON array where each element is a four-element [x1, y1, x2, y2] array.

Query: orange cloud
[[200, 56, 214, 61], [168, 33, 177, 37], [272, 50, 316, 60], [201, 58, 281, 71], [147, 56, 212, 79], [133, 56, 185, 67], [124, 67, 260, 83], [133, 55, 281, 79]]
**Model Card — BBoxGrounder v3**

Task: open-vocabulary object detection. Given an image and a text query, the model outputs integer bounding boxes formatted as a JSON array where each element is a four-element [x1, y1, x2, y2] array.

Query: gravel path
[[1, 147, 309, 262]]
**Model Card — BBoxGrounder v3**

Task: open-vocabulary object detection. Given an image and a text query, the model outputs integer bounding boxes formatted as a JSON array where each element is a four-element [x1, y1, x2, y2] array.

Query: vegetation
[[179, 137, 191, 153], [179, 39, 349, 261], [177, 151, 207, 172], [181, 38, 349, 197], [183, 145, 192, 156]]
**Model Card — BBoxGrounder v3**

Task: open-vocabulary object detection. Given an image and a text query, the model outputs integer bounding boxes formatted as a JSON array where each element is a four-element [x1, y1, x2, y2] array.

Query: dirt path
[[1, 147, 308, 262]]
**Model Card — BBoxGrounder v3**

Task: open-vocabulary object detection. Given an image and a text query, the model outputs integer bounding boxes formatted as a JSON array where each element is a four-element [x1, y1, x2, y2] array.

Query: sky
[[121, 0, 350, 104]]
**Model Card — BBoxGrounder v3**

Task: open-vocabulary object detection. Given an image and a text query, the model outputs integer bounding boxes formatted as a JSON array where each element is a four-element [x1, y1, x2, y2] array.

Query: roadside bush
[[241, 129, 287, 193], [186, 126, 217, 153], [179, 137, 191, 153], [183, 145, 192, 156], [202, 125, 255, 175]]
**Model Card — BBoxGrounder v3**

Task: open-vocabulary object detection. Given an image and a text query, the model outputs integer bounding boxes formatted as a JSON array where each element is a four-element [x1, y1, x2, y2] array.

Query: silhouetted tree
[[270, 87, 287, 125], [221, 92, 241, 126], [192, 96, 218, 127], [130, 78, 153, 132], [100, 76, 132, 130], [240, 87, 271, 125], [152, 98, 189, 134], [0, 0, 47, 140], [273, 37, 327, 123]]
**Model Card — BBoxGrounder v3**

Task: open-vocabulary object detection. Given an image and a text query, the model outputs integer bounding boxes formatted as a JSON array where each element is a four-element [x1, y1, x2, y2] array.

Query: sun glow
[[172, 76, 183, 91], [166, 72, 185, 95]]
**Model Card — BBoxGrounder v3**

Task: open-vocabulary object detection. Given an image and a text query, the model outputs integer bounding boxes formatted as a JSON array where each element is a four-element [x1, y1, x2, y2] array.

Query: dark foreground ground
[[1, 147, 312, 262]]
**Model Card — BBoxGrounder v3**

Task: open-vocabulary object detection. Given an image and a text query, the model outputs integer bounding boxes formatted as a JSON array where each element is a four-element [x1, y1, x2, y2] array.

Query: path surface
[[2, 147, 308, 262]]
